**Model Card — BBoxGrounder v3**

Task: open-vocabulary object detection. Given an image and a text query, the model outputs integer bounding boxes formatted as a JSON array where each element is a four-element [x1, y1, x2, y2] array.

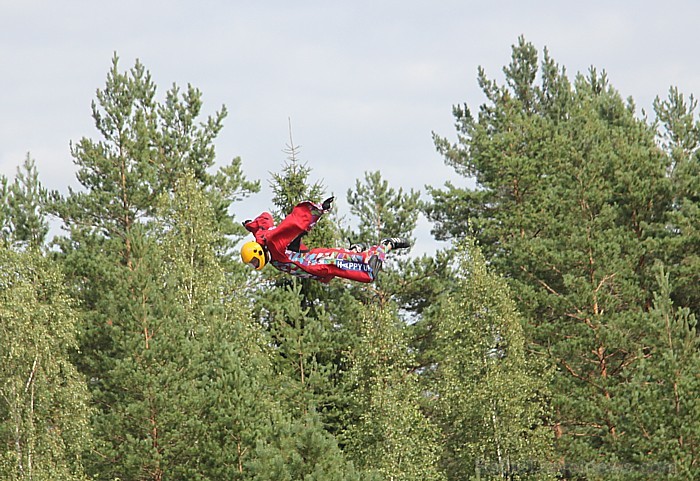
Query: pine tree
[[50, 53, 257, 266], [49, 54, 257, 384], [0, 155, 49, 249], [259, 280, 341, 419], [47, 55, 260, 480], [346, 170, 421, 245], [617, 263, 700, 480], [343, 169, 445, 315], [247, 411, 367, 481], [188, 303, 275, 481], [84, 225, 178, 480], [431, 239, 553, 480], [87, 172, 273, 480], [654, 87, 700, 317], [0, 248, 91, 481], [426, 37, 671, 468], [156, 172, 275, 480]]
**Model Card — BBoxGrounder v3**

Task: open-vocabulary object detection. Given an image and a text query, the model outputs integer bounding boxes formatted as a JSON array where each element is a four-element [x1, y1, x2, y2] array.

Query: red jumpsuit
[[244, 201, 387, 283]]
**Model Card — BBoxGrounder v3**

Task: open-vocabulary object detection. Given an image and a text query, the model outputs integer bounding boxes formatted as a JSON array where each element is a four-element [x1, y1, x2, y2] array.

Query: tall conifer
[[426, 37, 671, 469], [617, 264, 700, 479], [48, 56, 259, 480], [654, 88, 700, 317], [0, 155, 49, 249]]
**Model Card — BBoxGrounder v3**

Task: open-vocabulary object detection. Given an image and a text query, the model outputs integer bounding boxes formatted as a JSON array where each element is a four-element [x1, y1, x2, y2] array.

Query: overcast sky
[[2, 1, 699, 254]]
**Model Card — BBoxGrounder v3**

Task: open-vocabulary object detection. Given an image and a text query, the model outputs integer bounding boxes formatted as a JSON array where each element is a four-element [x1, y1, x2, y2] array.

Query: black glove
[[322, 196, 334, 211], [242, 219, 252, 227]]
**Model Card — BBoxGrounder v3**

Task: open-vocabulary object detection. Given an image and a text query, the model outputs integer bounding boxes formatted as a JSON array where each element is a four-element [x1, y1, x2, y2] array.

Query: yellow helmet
[[241, 241, 267, 270]]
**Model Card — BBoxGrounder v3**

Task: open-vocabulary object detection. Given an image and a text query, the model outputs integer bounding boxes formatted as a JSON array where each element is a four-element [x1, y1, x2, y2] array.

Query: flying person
[[240, 197, 410, 283]]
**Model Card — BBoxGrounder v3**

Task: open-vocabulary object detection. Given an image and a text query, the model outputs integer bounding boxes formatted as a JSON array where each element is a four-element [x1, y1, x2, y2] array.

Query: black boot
[[380, 237, 411, 250], [368, 254, 383, 277], [348, 239, 367, 253]]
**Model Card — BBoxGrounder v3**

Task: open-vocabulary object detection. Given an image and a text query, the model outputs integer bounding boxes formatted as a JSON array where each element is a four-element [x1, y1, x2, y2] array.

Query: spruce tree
[[249, 142, 384, 477], [253, 143, 365, 438], [269, 134, 326, 219]]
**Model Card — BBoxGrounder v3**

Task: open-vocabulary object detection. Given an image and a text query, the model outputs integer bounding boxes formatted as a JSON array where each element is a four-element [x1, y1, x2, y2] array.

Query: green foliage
[[342, 169, 439, 322], [0, 248, 91, 481], [0, 177, 8, 243], [154, 177, 275, 479], [654, 87, 700, 316], [346, 170, 421, 245], [266, 137, 338, 258], [426, 36, 679, 472], [0, 155, 49, 249], [269, 135, 326, 218], [388, 250, 454, 316], [431, 239, 553, 480], [44, 55, 262, 480], [257, 281, 337, 416], [616, 263, 700, 480], [248, 411, 366, 481], [5, 39, 700, 481], [343, 306, 445, 481], [49, 53, 258, 262], [255, 146, 364, 436], [157, 171, 225, 308], [85, 173, 275, 480]]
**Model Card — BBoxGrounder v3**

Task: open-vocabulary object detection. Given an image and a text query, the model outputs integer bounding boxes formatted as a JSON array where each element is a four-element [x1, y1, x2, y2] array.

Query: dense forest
[[1, 37, 699, 480]]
